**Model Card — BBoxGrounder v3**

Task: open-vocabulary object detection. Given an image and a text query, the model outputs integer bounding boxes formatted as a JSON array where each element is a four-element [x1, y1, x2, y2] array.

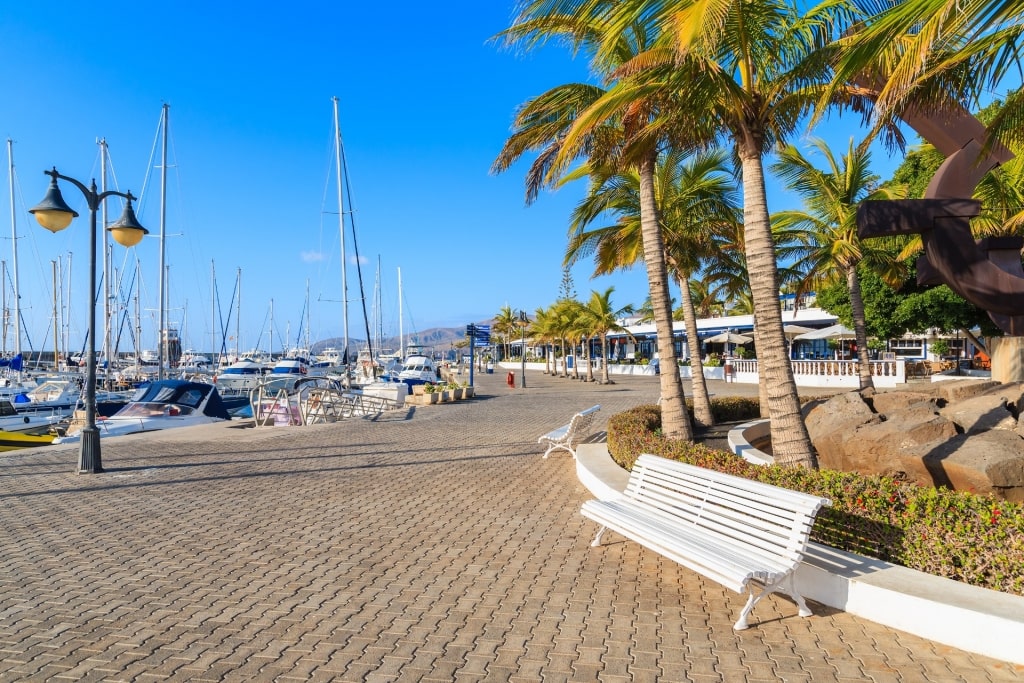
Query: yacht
[[53, 379, 230, 443]]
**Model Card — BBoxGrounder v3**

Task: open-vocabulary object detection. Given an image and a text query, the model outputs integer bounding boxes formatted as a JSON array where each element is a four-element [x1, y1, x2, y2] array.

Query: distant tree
[[579, 287, 633, 385], [771, 137, 905, 389], [558, 266, 577, 302]]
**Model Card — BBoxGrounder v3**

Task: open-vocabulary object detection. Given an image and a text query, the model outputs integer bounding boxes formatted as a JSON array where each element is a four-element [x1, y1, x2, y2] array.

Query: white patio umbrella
[[782, 324, 814, 339], [793, 323, 857, 341], [703, 331, 753, 345]]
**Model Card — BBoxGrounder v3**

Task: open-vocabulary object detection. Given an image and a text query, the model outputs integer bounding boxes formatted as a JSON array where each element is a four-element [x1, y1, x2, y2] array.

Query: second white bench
[[538, 404, 601, 458]]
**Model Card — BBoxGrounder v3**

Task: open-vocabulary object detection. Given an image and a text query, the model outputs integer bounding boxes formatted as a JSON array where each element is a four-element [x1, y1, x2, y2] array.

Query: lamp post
[[31, 167, 148, 474], [518, 310, 529, 389]]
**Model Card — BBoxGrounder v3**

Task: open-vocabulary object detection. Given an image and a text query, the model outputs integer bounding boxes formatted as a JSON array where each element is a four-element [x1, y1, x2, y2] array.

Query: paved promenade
[[2, 371, 1021, 682]]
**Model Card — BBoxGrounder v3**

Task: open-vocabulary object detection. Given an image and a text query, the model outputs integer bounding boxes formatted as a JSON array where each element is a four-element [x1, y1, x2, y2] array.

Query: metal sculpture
[[856, 97, 1022, 334]]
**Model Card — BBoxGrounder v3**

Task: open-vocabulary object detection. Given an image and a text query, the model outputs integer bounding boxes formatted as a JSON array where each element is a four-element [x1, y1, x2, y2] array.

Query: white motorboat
[[53, 379, 230, 443], [270, 357, 308, 376], [215, 359, 267, 395], [389, 354, 440, 388]]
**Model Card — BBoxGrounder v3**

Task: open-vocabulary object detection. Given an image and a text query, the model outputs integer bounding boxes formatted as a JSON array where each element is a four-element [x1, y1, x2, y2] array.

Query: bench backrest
[[626, 454, 830, 565], [567, 405, 601, 440]]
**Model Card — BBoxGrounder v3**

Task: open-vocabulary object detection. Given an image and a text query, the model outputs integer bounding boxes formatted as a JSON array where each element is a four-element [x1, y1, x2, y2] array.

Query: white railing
[[503, 358, 906, 387], [730, 359, 905, 387]]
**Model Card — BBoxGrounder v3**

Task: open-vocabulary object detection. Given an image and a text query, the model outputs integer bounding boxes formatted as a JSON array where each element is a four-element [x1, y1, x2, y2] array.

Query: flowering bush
[[607, 403, 1024, 596]]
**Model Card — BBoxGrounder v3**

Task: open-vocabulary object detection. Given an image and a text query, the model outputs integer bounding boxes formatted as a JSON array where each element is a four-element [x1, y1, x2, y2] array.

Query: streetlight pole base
[[77, 427, 103, 474]]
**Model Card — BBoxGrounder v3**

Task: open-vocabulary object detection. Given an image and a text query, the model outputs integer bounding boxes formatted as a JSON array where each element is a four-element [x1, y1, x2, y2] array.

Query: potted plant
[[423, 382, 439, 404], [462, 381, 474, 398], [449, 381, 463, 400]]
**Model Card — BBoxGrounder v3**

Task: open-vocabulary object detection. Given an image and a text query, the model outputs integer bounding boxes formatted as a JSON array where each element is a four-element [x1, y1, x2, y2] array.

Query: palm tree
[[565, 149, 740, 427], [493, 305, 518, 362], [579, 287, 634, 384], [830, 1, 1023, 152], [771, 137, 906, 390], [531, 306, 558, 375], [495, 5, 694, 440], [582, 0, 873, 467]]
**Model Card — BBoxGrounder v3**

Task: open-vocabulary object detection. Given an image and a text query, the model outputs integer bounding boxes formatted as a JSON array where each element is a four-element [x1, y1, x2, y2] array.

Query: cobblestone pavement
[[2, 370, 1022, 682]]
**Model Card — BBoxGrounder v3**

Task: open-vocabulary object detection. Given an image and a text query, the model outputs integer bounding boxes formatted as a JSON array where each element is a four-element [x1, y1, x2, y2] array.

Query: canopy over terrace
[[793, 323, 856, 340], [793, 323, 857, 360]]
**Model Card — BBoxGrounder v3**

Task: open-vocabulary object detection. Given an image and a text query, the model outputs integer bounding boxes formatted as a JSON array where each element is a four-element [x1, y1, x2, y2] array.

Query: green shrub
[[606, 404, 1024, 596]]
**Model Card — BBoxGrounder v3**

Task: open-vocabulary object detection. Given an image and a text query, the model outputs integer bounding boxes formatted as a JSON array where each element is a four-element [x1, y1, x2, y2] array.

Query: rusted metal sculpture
[[856, 99, 1022, 333]]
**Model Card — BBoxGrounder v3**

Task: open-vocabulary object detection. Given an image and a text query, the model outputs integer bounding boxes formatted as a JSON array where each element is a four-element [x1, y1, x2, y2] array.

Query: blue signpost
[[467, 324, 491, 387]]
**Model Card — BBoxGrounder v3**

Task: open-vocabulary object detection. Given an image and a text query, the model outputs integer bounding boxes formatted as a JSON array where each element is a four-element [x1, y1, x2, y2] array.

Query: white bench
[[538, 404, 601, 458], [581, 454, 831, 630]]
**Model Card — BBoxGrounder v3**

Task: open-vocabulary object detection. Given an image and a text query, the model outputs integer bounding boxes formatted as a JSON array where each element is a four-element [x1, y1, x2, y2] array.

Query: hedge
[[606, 403, 1024, 596]]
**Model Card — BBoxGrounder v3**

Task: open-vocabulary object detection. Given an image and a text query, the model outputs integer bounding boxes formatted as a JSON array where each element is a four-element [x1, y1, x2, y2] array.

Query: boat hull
[[0, 431, 55, 452]]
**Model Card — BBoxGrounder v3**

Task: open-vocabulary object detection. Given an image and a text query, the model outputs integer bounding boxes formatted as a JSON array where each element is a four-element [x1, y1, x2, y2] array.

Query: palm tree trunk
[[572, 339, 581, 380], [738, 147, 816, 468], [848, 265, 875, 390], [678, 273, 713, 427], [601, 334, 612, 384], [637, 152, 692, 440], [585, 336, 595, 382]]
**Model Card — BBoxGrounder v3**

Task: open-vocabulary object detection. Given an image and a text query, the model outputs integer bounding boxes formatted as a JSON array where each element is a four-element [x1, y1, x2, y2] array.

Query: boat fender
[[23, 416, 29, 424]]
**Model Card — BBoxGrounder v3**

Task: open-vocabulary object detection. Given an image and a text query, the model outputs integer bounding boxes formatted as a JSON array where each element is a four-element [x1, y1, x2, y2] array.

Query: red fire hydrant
[[507, 371, 516, 388]]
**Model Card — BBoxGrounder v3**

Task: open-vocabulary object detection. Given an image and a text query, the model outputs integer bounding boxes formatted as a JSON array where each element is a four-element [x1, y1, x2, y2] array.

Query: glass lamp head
[[107, 199, 148, 247], [29, 176, 78, 232]]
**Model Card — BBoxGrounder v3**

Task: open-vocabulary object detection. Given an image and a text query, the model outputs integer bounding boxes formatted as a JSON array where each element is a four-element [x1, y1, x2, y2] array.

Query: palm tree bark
[[739, 148, 816, 468], [600, 333, 612, 384], [848, 266, 875, 390], [677, 274, 714, 427], [585, 336, 596, 382], [638, 153, 692, 440]]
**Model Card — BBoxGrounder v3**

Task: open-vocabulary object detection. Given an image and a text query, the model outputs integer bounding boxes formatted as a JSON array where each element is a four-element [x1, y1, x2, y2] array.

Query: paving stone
[[0, 372, 1020, 682]]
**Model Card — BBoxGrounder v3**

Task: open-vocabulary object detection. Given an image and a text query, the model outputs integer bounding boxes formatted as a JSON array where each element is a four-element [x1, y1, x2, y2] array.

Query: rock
[[803, 384, 1024, 501], [868, 390, 944, 416], [937, 379, 1002, 403], [938, 395, 1017, 434], [921, 430, 1024, 502], [825, 406, 958, 484], [804, 392, 880, 467]]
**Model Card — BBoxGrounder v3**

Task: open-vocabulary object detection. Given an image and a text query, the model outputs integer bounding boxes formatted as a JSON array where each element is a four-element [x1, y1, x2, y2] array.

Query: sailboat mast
[[210, 261, 215, 365], [398, 267, 404, 359], [1, 260, 5, 357], [52, 260, 58, 369], [235, 267, 241, 362], [7, 139, 21, 359], [157, 103, 169, 380], [99, 138, 111, 386], [332, 97, 349, 363], [135, 260, 141, 369]]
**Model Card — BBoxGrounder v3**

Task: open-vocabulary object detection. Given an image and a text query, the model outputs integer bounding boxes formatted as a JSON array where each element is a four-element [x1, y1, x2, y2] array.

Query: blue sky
[[0, 2, 908, 357]]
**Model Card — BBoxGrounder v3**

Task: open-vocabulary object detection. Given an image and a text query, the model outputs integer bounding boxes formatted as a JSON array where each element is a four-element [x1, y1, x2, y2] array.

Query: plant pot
[[412, 385, 426, 396], [452, 388, 464, 400], [426, 392, 439, 404], [463, 387, 475, 398], [438, 391, 451, 402]]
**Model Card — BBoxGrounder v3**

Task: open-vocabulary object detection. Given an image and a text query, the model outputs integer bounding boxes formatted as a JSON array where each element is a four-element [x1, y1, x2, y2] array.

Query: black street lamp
[[518, 310, 529, 389], [30, 167, 148, 474]]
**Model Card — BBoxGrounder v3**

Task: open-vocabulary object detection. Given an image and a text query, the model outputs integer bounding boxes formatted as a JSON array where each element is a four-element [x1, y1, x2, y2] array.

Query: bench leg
[[787, 574, 814, 618], [541, 442, 573, 459], [734, 573, 813, 630], [591, 526, 608, 547]]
